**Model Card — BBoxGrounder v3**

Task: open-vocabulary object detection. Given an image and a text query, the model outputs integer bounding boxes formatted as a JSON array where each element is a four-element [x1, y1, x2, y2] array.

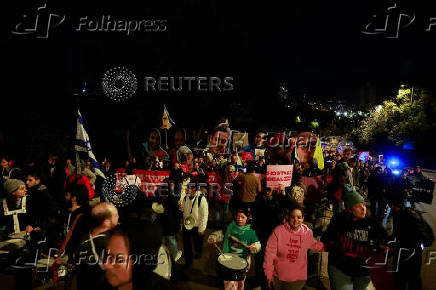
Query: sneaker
[[174, 250, 183, 262]]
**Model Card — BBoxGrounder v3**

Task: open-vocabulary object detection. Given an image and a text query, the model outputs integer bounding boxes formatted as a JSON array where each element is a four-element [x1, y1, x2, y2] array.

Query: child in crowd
[[264, 204, 324, 290], [208, 206, 261, 290]]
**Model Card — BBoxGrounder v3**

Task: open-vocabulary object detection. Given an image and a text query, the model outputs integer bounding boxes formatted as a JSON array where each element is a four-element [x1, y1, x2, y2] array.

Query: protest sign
[[266, 165, 293, 190], [358, 151, 370, 163], [255, 149, 265, 160], [133, 169, 170, 196]]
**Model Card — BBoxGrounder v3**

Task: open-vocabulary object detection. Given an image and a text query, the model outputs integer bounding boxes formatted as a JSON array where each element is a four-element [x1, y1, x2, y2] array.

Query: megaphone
[[184, 215, 196, 230]]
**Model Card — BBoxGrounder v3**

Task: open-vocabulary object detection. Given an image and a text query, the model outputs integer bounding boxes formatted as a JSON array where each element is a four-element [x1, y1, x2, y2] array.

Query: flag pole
[[165, 128, 168, 149], [76, 152, 81, 175]]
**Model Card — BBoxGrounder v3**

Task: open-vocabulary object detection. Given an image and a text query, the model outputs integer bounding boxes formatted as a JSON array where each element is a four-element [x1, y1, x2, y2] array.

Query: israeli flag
[[75, 110, 105, 179]]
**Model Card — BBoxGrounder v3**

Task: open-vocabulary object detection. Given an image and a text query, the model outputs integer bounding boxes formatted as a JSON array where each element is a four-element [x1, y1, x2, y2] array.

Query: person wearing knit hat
[[322, 184, 387, 290], [3, 178, 25, 195], [1, 179, 29, 235], [343, 185, 364, 209]]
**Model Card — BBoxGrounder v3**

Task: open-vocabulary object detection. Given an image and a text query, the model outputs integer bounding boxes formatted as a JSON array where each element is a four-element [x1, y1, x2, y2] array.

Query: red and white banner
[[266, 165, 293, 190], [114, 169, 266, 197]]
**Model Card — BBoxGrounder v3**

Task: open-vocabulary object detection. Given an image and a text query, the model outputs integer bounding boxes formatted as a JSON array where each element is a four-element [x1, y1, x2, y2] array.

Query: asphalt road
[[416, 169, 436, 290]]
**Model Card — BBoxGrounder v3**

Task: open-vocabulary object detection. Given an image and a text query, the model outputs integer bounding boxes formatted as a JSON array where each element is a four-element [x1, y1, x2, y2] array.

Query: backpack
[[406, 208, 435, 247]]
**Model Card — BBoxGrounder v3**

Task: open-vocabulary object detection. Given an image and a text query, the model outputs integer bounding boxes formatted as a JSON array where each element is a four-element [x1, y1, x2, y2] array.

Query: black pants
[[182, 226, 203, 265], [393, 247, 422, 290]]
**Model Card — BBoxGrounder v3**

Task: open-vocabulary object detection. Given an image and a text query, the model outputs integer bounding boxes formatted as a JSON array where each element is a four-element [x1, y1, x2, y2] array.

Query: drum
[[216, 253, 248, 281], [153, 245, 172, 280]]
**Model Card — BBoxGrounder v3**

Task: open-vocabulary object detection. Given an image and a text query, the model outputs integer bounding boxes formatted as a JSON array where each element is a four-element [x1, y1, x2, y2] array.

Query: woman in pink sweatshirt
[[263, 204, 324, 290]]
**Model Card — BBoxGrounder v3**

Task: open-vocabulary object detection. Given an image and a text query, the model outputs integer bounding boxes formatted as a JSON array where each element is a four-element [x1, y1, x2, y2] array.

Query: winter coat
[[321, 211, 387, 277]]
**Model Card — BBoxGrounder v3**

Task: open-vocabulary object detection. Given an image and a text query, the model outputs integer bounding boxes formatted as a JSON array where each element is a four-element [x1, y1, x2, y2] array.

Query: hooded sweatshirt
[[264, 222, 324, 282]]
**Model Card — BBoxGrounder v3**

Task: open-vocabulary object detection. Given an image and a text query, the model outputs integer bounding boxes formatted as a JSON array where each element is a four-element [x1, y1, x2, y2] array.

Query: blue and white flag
[[75, 110, 105, 179]]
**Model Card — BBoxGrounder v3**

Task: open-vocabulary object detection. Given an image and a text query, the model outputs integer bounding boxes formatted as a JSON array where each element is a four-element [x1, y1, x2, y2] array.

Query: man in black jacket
[[367, 166, 387, 221], [387, 188, 434, 290], [25, 171, 62, 249]]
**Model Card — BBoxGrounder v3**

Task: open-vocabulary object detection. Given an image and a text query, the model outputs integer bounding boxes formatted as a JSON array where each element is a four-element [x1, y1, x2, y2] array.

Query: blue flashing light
[[387, 157, 400, 168], [392, 169, 401, 175]]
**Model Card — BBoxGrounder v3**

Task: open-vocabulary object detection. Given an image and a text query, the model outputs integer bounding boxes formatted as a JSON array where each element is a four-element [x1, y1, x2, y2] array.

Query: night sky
[[2, 0, 435, 163]]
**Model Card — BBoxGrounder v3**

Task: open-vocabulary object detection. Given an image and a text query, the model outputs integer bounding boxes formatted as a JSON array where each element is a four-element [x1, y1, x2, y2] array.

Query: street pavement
[[416, 169, 436, 290]]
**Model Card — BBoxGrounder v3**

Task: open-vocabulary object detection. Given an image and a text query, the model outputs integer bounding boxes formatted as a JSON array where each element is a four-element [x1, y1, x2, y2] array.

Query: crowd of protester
[[0, 118, 434, 290]]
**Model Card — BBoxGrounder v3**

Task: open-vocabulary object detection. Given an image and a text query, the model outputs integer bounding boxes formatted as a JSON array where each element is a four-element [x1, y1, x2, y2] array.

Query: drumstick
[[213, 242, 225, 256], [229, 235, 250, 248]]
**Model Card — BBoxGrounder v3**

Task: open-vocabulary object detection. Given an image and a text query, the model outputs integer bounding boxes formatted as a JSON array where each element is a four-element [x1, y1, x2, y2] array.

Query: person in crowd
[[154, 179, 183, 263], [75, 202, 119, 290], [63, 182, 92, 258], [235, 162, 261, 209], [40, 153, 66, 199], [209, 158, 219, 172], [180, 183, 209, 267], [252, 185, 287, 289], [213, 164, 233, 229], [289, 173, 306, 207], [1, 179, 29, 235], [168, 128, 187, 166], [325, 162, 352, 214], [321, 186, 388, 290], [348, 158, 360, 190], [386, 188, 434, 290], [264, 204, 324, 290], [411, 165, 424, 178], [243, 130, 266, 156], [102, 159, 115, 177], [208, 206, 261, 290], [367, 166, 388, 221], [103, 222, 174, 290], [168, 161, 183, 197], [79, 159, 97, 189], [137, 129, 169, 168], [254, 156, 267, 174], [25, 171, 61, 248], [1, 156, 22, 184], [394, 170, 412, 207], [342, 148, 353, 164], [65, 158, 76, 177]]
